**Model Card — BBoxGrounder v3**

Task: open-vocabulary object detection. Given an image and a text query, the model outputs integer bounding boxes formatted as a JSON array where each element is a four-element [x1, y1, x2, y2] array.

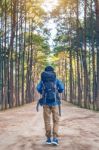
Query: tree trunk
[[95, 0, 99, 110]]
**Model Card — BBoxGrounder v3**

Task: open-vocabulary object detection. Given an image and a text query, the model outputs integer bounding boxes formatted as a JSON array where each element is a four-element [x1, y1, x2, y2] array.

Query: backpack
[[41, 71, 59, 104]]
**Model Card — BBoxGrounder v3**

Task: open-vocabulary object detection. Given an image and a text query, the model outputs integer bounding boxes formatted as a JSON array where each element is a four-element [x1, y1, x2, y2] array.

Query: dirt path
[[0, 101, 99, 150]]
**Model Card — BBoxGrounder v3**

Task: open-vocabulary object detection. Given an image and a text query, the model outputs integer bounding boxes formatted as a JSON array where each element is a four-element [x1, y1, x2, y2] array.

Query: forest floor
[[0, 101, 99, 150]]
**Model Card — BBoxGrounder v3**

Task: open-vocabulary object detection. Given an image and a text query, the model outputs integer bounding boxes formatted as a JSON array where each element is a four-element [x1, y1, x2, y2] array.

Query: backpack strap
[[41, 81, 47, 103]]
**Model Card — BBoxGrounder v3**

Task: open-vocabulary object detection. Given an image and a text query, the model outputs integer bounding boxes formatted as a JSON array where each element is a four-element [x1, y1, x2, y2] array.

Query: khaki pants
[[43, 105, 59, 138]]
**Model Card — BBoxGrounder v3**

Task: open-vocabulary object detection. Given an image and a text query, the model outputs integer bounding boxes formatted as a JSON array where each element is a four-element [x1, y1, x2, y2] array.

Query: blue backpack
[[41, 71, 59, 104]]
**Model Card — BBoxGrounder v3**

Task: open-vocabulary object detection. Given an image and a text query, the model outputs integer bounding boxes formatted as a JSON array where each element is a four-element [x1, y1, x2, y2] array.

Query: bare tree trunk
[[76, 0, 82, 106], [9, 0, 17, 107], [95, 0, 99, 110], [69, 49, 73, 103]]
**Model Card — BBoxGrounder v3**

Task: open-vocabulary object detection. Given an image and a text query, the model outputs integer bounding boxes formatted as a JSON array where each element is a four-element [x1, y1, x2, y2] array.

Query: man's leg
[[43, 105, 51, 138], [52, 106, 59, 138]]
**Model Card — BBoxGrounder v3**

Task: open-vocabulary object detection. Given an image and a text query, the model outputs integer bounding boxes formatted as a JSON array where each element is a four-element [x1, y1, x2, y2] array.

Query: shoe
[[45, 138, 52, 145], [52, 138, 59, 146]]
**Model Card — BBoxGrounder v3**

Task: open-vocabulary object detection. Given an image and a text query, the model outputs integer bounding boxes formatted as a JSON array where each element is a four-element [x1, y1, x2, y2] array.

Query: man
[[36, 66, 64, 146]]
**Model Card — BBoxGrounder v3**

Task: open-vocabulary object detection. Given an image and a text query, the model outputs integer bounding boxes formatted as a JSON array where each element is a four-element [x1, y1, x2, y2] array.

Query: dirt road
[[0, 101, 99, 150]]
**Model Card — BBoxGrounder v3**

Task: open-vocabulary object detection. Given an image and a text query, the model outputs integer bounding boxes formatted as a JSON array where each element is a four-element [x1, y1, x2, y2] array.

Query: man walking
[[36, 66, 64, 146]]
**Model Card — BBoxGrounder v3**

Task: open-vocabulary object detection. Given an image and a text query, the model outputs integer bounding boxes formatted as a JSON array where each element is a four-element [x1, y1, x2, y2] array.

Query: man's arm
[[56, 79, 64, 93], [36, 81, 43, 94]]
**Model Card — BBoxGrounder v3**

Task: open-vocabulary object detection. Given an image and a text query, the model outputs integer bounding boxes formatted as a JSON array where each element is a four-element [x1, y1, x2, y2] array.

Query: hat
[[45, 66, 54, 72]]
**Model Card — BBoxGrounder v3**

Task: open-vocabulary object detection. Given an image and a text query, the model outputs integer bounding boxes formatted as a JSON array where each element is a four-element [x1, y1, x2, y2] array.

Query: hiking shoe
[[52, 138, 59, 146], [45, 138, 52, 145]]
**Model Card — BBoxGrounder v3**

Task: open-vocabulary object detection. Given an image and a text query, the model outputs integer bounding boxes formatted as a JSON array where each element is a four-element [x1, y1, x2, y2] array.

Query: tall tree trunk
[[9, 0, 17, 107], [69, 49, 73, 103], [95, 0, 99, 110], [81, 0, 89, 108], [76, 0, 82, 106]]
